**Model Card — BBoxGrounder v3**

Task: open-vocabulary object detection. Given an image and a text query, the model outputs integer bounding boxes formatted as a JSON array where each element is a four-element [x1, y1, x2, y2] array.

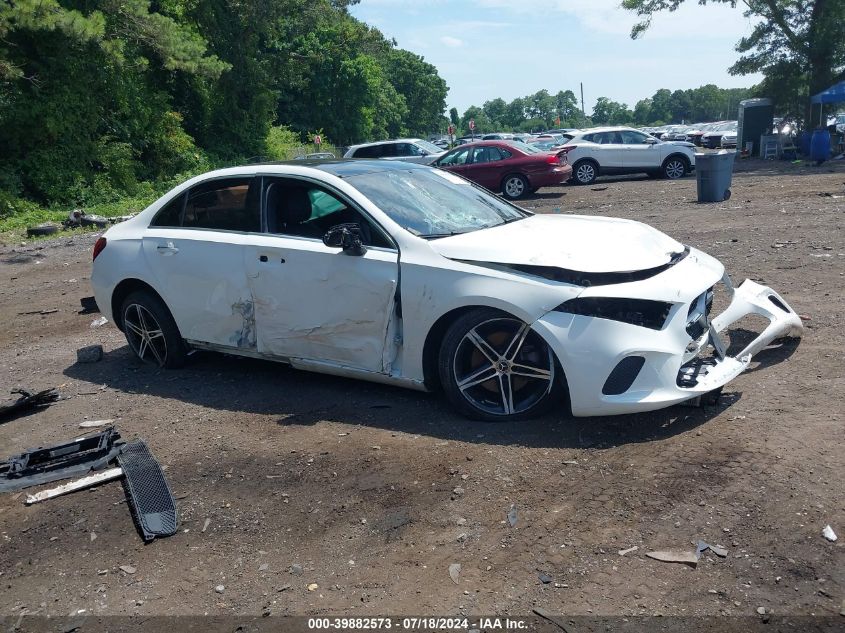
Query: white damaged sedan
[[91, 161, 803, 420]]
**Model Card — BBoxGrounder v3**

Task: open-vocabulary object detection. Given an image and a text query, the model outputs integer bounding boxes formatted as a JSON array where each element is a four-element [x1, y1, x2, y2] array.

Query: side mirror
[[322, 223, 367, 256], [644, 137, 659, 144]]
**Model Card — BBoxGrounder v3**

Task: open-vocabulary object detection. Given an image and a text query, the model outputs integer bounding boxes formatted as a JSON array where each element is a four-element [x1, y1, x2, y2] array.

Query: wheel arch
[[110, 278, 167, 332], [662, 152, 691, 170], [420, 304, 570, 410]]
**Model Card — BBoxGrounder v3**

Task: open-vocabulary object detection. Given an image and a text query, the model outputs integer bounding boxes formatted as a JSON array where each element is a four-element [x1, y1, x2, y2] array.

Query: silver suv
[[343, 138, 445, 164]]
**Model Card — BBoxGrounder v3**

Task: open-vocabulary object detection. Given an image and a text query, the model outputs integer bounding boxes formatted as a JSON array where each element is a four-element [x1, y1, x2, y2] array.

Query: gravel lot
[[0, 158, 843, 624]]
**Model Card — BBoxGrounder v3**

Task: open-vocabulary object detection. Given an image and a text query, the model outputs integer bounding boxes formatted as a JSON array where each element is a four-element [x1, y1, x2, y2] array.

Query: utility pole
[[580, 83, 585, 119]]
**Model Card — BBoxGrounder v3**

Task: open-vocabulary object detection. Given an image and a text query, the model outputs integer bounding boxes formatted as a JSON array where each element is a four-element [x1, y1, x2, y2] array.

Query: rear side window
[[182, 177, 259, 232], [354, 145, 382, 158], [150, 193, 185, 227]]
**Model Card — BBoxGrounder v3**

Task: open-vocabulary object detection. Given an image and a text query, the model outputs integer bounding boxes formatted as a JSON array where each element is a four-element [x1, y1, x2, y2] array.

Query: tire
[[438, 308, 559, 421], [120, 290, 187, 368], [26, 223, 60, 237], [571, 160, 598, 185], [501, 174, 529, 200], [662, 155, 689, 179]]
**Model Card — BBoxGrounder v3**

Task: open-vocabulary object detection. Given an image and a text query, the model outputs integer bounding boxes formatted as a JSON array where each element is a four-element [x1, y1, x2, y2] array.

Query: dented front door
[[245, 235, 399, 373]]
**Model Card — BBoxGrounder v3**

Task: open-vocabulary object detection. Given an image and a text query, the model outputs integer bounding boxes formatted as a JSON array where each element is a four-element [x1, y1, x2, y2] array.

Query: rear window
[[150, 193, 185, 227]]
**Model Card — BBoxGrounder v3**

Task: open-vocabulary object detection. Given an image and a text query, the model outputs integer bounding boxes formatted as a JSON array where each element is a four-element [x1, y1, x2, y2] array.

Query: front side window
[[264, 178, 391, 248], [621, 130, 649, 144], [182, 178, 259, 232]]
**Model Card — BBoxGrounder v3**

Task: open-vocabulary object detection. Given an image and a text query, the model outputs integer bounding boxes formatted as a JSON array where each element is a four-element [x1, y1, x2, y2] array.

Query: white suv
[[563, 126, 696, 185], [343, 138, 445, 164]]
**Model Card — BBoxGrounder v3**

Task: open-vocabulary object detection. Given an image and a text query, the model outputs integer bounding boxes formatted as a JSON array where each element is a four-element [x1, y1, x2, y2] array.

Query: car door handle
[[156, 242, 178, 255], [259, 255, 268, 262]]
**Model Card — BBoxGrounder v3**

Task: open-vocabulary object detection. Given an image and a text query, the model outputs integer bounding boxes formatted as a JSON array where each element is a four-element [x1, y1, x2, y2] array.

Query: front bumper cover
[[533, 274, 803, 417]]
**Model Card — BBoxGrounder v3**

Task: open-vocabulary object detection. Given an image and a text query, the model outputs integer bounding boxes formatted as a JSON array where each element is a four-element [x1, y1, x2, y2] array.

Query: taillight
[[545, 154, 560, 164], [92, 237, 107, 261]]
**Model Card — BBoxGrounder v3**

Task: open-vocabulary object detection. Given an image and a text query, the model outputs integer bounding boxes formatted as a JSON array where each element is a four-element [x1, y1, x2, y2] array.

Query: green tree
[[449, 107, 460, 127], [482, 98, 507, 128], [384, 49, 448, 136], [622, 0, 845, 125], [554, 90, 580, 126], [632, 98, 652, 124], [503, 98, 526, 128], [592, 97, 632, 125]]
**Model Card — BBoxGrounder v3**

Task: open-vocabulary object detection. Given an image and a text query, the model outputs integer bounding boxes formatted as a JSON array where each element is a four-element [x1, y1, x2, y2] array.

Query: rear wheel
[[501, 174, 529, 200], [572, 160, 598, 185], [120, 290, 186, 368], [438, 308, 559, 421]]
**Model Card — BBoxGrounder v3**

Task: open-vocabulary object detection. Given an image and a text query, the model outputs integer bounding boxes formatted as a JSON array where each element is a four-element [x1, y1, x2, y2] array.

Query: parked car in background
[[344, 138, 445, 164], [433, 140, 572, 199], [433, 139, 451, 149], [90, 161, 803, 420], [720, 125, 738, 149], [701, 122, 737, 149], [834, 113, 845, 134], [529, 139, 566, 152], [563, 127, 696, 185]]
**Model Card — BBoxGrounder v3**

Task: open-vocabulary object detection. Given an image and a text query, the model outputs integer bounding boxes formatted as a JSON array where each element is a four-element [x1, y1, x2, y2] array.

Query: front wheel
[[501, 174, 529, 200], [438, 308, 559, 421], [121, 290, 187, 368], [663, 156, 689, 179]]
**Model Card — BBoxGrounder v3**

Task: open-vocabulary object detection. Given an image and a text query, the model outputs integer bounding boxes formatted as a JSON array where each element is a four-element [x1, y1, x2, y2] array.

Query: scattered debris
[[591, 186, 608, 191], [215, 585, 225, 594], [118, 440, 178, 542], [561, 460, 578, 465], [79, 419, 115, 428], [79, 296, 99, 314], [756, 606, 766, 615], [618, 546, 639, 556], [646, 549, 699, 567], [290, 564, 303, 576], [202, 518, 211, 533], [823, 525, 837, 542], [77, 345, 104, 364], [448, 563, 461, 584], [507, 503, 518, 527], [26, 223, 61, 237], [0, 426, 123, 492], [17, 308, 58, 315], [538, 571, 553, 584], [25, 467, 123, 505], [452, 486, 464, 496], [696, 540, 728, 558], [90, 316, 108, 328], [532, 607, 570, 632], [259, 563, 269, 572], [0, 388, 59, 422], [307, 583, 319, 591], [119, 565, 137, 575]]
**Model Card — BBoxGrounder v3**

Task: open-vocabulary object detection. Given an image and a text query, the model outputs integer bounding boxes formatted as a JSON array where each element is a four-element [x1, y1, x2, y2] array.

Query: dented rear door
[[245, 235, 399, 372]]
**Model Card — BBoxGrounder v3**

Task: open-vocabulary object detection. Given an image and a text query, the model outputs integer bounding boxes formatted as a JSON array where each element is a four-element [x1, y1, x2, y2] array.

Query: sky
[[350, 0, 762, 116]]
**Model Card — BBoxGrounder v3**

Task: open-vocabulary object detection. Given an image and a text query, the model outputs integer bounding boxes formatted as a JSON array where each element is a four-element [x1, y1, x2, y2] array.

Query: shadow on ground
[[60, 341, 808, 450]]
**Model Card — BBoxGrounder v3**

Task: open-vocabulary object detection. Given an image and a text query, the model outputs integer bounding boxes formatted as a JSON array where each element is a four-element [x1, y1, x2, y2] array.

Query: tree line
[[0, 0, 448, 206], [447, 85, 752, 136]]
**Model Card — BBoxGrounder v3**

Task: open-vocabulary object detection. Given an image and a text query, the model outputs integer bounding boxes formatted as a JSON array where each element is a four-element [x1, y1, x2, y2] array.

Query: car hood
[[666, 140, 696, 148], [430, 214, 685, 274]]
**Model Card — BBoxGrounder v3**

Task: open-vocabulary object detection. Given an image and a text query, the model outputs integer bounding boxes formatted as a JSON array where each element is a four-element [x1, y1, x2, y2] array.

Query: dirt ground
[[0, 158, 843, 624]]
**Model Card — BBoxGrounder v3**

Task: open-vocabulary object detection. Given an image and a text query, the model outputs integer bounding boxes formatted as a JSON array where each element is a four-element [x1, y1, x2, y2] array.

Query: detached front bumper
[[533, 275, 803, 417]]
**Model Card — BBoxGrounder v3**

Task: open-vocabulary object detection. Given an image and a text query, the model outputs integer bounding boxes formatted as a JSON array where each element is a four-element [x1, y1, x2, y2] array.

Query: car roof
[[347, 138, 426, 150], [201, 159, 432, 180]]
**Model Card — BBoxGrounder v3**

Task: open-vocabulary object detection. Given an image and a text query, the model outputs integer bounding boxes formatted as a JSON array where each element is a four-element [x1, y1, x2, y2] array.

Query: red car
[[432, 140, 572, 200]]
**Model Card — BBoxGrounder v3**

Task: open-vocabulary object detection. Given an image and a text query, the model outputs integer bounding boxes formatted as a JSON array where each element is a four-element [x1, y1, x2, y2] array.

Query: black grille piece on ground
[[0, 427, 124, 492], [118, 440, 178, 541]]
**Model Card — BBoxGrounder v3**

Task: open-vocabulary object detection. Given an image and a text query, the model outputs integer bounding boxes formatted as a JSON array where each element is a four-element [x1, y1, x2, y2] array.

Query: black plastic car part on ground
[[118, 440, 178, 541]]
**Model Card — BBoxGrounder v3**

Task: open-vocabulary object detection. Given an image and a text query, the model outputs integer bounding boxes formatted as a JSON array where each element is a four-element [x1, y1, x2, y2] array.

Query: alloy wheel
[[665, 159, 686, 179], [576, 163, 596, 184], [452, 317, 554, 417], [123, 303, 168, 366], [504, 176, 526, 198]]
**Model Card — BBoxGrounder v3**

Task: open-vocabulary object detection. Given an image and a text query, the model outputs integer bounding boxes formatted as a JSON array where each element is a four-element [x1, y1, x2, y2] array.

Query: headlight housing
[[685, 288, 714, 339], [554, 297, 673, 330]]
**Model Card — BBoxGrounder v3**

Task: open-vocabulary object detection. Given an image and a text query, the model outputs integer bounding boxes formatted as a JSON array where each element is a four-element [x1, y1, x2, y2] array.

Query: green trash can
[[695, 151, 735, 202]]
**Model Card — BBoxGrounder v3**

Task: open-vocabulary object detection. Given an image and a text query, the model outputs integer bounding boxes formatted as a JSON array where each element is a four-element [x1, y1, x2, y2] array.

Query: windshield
[[346, 168, 528, 238], [415, 140, 444, 154]]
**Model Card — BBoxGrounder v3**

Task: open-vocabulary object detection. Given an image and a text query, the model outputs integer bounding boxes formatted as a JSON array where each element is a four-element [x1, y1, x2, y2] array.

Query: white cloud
[[440, 35, 464, 48]]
